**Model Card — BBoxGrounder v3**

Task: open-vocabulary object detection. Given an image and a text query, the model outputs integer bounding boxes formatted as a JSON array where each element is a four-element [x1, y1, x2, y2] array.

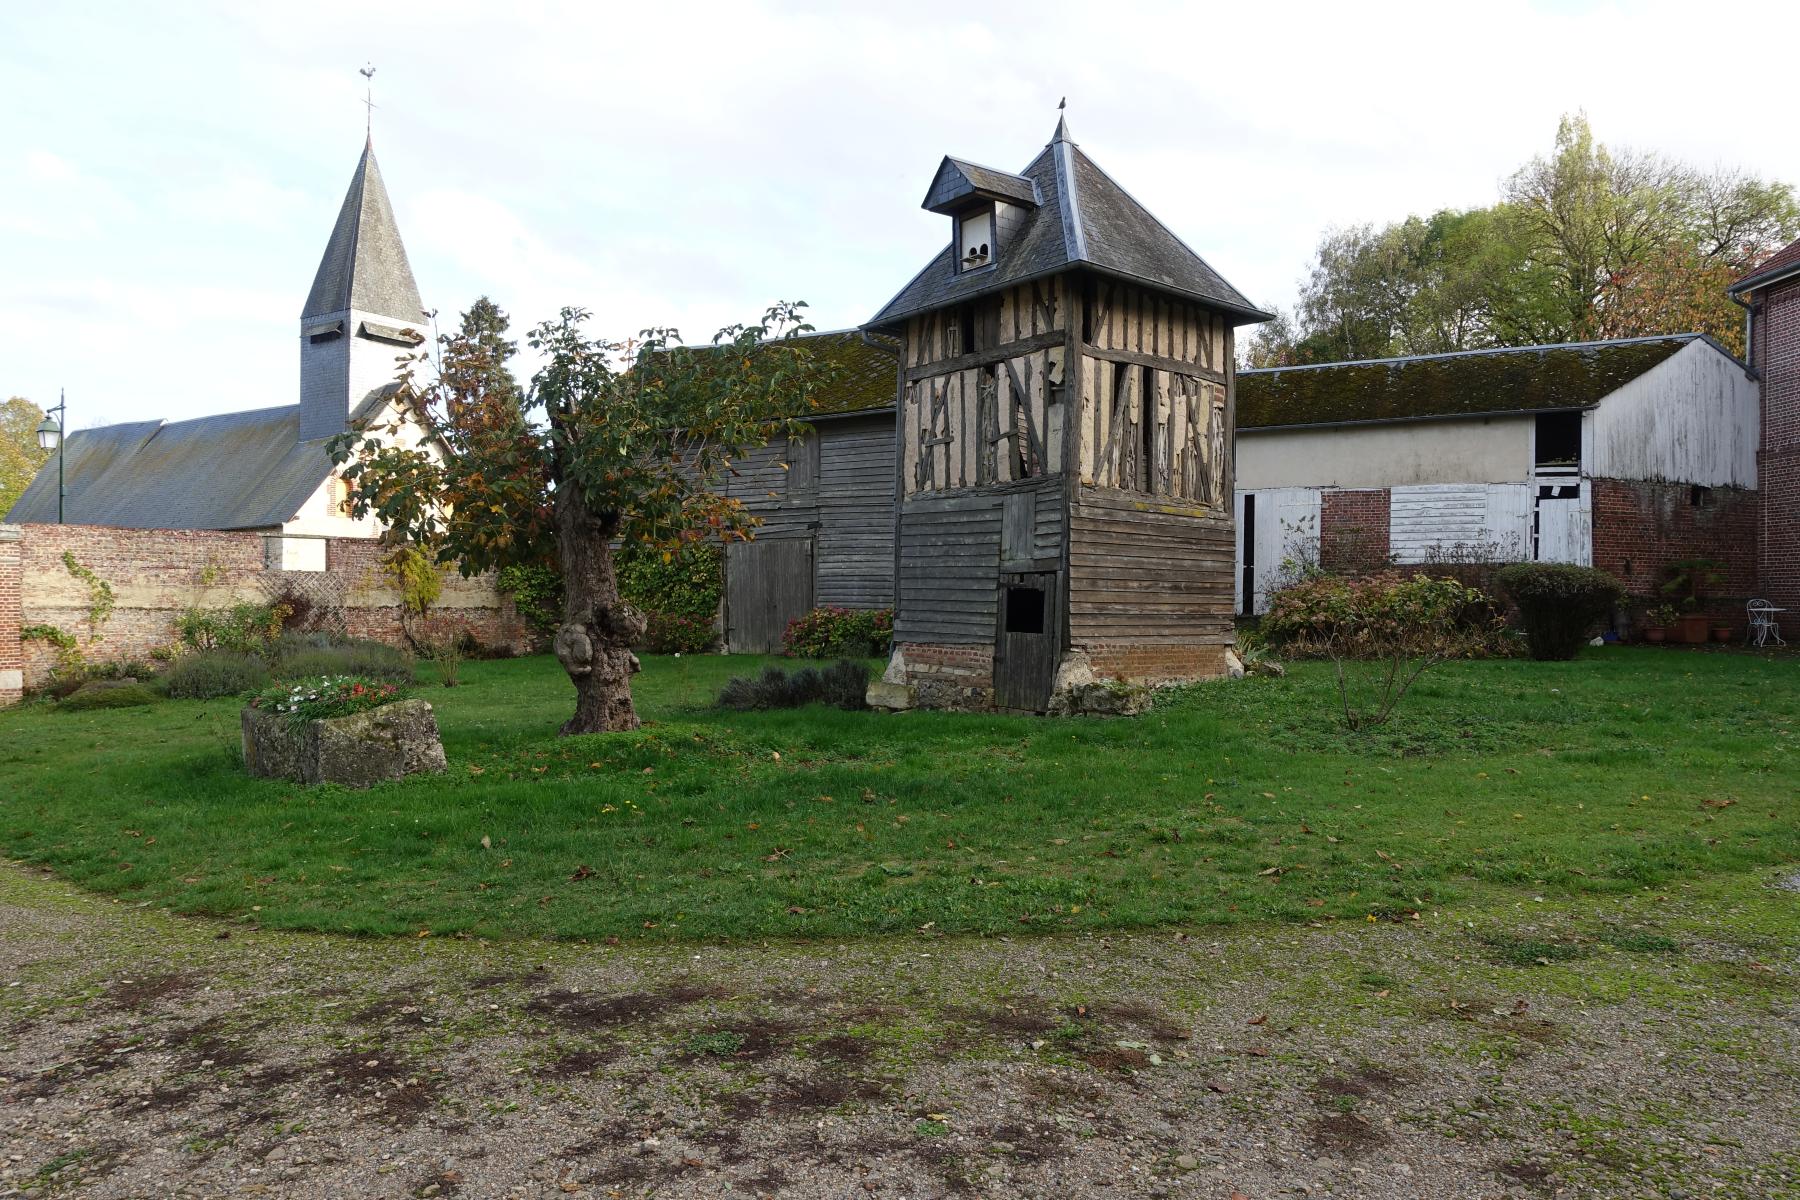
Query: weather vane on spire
[[360, 63, 377, 136]]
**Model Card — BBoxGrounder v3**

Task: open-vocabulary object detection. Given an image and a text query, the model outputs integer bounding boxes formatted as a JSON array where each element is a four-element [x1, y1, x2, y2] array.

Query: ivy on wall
[[61, 550, 115, 641]]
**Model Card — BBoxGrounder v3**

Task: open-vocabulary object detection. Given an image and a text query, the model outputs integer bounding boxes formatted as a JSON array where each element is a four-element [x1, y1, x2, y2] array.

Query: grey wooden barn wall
[[719, 411, 897, 650], [895, 478, 1062, 644]]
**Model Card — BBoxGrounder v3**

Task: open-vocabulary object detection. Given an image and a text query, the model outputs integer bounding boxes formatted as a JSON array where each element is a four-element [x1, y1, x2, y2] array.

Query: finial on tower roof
[[359, 63, 377, 138], [1052, 96, 1071, 145]]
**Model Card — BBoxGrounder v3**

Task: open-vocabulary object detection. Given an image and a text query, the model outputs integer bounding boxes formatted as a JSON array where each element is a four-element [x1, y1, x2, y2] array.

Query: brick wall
[[1754, 278, 1800, 612], [1083, 642, 1228, 684], [1320, 488, 1391, 573], [0, 526, 21, 705], [1590, 478, 1758, 628], [5, 522, 530, 697], [897, 641, 995, 709]]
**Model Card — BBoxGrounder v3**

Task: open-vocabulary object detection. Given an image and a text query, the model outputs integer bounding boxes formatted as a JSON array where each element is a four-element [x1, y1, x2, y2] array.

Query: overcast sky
[[4, 0, 1797, 429]]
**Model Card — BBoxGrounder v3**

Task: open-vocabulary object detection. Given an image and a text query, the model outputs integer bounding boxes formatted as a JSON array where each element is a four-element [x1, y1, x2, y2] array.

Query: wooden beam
[[1081, 341, 1227, 386], [904, 328, 1068, 383]]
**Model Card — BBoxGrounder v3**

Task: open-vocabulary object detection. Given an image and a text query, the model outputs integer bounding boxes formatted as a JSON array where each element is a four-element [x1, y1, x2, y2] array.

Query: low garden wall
[[0, 522, 532, 702]]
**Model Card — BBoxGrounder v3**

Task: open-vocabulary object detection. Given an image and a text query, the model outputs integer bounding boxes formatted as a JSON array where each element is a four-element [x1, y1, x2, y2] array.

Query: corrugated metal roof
[[302, 138, 427, 322], [1237, 335, 1702, 430], [868, 122, 1268, 330], [5, 405, 335, 530]]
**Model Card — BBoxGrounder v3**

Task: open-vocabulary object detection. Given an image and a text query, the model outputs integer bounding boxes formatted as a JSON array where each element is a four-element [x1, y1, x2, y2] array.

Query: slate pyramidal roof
[[7, 143, 418, 530], [303, 137, 426, 322], [866, 119, 1271, 332]]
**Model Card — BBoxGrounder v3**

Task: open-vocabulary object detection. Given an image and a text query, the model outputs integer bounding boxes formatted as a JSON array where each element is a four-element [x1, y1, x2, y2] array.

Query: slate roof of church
[[1236, 335, 1709, 431], [5, 388, 399, 530], [302, 138, 426, 322], [867, 119, 1269, 331]]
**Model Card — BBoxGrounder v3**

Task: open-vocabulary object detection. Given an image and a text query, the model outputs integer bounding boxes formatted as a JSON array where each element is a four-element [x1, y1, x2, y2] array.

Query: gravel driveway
[[2, 864, 1795, 1199]]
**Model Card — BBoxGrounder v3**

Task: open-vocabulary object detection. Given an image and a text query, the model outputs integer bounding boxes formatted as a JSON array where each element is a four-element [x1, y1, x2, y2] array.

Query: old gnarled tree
[[331, 300, 832, 734]]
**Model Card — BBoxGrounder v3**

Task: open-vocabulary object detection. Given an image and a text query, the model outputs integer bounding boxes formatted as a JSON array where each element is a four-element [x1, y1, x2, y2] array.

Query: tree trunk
[[551, 489, 645, 735]]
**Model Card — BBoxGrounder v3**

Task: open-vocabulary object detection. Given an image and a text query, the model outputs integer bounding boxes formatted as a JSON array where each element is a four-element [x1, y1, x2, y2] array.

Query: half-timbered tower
[[862, 119, 1268, 712]]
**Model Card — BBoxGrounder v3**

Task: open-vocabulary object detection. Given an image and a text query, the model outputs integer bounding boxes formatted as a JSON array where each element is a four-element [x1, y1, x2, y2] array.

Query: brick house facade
[[1732, 240, 1800, 615]]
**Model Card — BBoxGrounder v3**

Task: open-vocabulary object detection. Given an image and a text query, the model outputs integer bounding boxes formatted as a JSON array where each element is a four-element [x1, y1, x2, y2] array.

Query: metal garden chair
[[1748, 599, 1786, 648]]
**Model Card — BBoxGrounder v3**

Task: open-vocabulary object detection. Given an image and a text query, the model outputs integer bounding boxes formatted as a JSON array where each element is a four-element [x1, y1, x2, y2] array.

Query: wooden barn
[[1232, 335, 1760, 623], [861, 119, 1269, 712], [714, 331, 899, 652]]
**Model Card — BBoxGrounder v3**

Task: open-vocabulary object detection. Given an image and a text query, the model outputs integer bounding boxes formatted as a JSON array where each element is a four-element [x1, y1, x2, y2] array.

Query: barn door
[[725, 537, 815, 653], [1237, 488, 1321, 615], [994, 571, 1059, 712], [1533, 484, 1589, 564]]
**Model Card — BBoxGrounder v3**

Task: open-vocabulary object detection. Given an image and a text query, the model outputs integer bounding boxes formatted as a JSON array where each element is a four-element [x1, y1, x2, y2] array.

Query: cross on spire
[[359, 64, 377, 136]]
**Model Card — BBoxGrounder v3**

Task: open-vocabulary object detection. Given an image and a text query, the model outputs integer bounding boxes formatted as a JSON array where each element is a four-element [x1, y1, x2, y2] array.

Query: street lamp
[[35, 390, 66, 523]]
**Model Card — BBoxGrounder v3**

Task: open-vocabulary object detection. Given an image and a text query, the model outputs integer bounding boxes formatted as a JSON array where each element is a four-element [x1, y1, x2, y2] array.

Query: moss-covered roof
[[1237, 335, 1700, 430], [793, 330, 899, 415]]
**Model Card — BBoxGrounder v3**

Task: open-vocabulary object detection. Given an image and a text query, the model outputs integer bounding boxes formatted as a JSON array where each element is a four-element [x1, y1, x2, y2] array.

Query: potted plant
[[1644, 603, 1679, 644], [1660, 558, 1726, 645], [1711, 619, 1734, 642]]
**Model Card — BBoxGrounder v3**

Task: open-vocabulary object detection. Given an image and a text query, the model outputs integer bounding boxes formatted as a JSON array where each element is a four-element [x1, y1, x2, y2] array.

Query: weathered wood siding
[[1074, 280, 1231, 507], [895, 494, 1003, 643], [815, 415, 896, 608], [899, 281, 1068, 499], [1067, 493, 1235, 645], [1589, 339, 1759, 488]]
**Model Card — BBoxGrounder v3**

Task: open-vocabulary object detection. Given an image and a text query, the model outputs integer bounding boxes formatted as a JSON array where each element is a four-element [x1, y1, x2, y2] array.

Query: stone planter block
[[242, 698, 447, 788]]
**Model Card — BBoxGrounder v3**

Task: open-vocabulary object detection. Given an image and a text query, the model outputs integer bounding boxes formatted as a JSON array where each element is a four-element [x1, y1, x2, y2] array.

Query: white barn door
[[1235, 488, 1321, 615], [1532, 486, 1591, 565]]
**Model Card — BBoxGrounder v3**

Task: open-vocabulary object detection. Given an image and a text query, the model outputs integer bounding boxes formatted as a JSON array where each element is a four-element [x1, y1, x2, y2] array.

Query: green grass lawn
[[0, 649, 1794, 941]]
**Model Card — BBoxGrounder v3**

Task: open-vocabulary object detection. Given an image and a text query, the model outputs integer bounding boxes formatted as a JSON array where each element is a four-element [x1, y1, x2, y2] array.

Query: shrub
[[716, 660, 870, 711], [644, 611, 716, 655], [176, 601, 291, 654], [1267, 573, 1505, 730], [496, 564, 562, 639], [161, 650, 272, 699], [267, 631, 415, 683], [58, 681, 160, 711], [1497, 563, 1626, 661], [618, 543, 723, 654], [782, 607, 894, 659], [248, 675, 408, 726], [1265, 573, 1510, 660]]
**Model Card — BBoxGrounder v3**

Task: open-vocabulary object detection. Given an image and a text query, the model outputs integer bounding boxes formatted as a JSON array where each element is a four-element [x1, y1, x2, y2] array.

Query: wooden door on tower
[[994, 571, 1059, 712], [725, 537, 815, 653]]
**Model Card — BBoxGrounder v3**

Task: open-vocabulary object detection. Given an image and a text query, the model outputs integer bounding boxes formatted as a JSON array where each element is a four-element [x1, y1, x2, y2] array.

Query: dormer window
[[959, 207, 995, 271], [922, 156, 1039, 278]]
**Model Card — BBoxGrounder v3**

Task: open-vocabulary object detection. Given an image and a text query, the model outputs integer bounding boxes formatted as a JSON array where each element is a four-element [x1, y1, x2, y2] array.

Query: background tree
[[1248, 114, 1798, 366], [0, 396, 52, 515], [332, 301, 834, 735]]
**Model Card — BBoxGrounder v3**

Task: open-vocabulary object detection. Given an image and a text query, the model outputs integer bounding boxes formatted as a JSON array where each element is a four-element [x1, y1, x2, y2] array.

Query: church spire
[[301, 139, 424, 323]]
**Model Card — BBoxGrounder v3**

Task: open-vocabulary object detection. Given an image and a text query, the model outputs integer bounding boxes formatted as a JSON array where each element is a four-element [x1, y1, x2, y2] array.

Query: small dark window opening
[[1534, 410, 1581, 469], [1004, 586, 1046, 634], [1139, 365, 1157, 491], [956, 303, 978, 356], [1690, 484, 1711, 508]]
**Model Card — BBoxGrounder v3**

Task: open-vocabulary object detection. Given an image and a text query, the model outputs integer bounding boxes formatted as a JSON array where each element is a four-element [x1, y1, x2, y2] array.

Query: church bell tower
[[298, 138, 427, 442]]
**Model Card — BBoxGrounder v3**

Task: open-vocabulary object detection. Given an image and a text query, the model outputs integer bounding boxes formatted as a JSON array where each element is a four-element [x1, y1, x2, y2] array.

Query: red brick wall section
[[1083, 642, 1228, 684], [0, 526, 22, 707], [1754, 276, 1800, 612], [13, 523, 531, 692], [1590, 479, 1758, 629], [1320, 489, 1392, 573]]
